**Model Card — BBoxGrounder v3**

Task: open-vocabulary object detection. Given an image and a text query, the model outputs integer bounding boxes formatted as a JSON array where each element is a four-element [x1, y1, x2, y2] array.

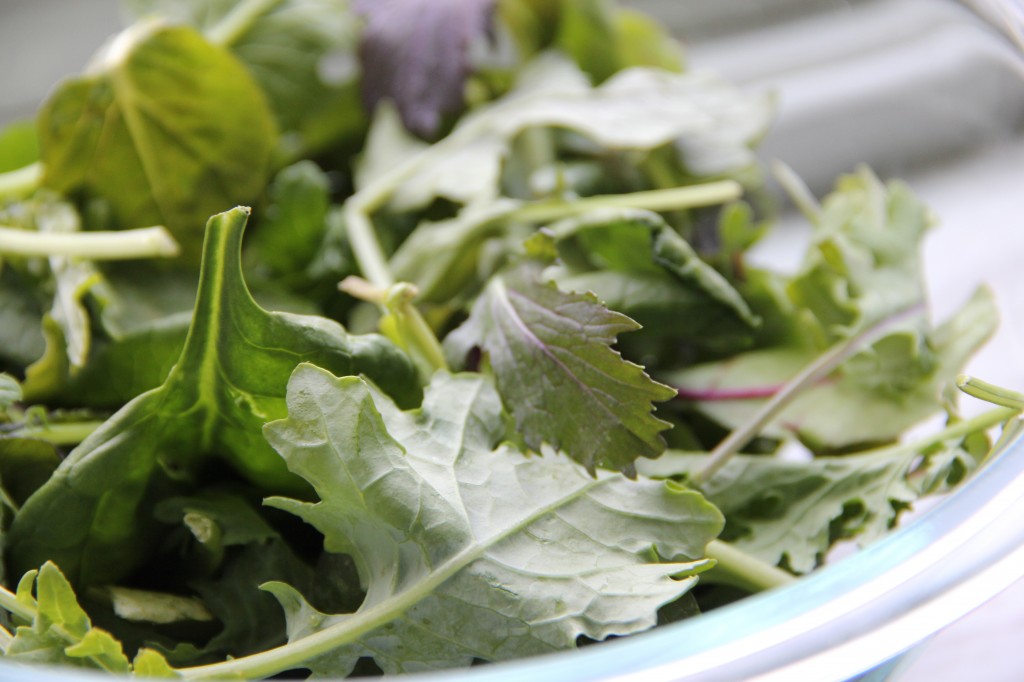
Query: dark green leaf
[[445, 264, 676, 474], [0, 267, 47, 369], [6, 207, 420, 586], [250, 161, 331, 277], [544, 208, 758, 352], [0, 437, 61, 509]]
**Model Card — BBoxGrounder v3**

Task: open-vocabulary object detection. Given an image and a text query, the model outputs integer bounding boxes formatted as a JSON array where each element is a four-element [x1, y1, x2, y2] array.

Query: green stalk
[[956, 375, 1024, 410], [384, 283, 450, 377], [0, 584, 35, 623], [206, 0, 285, 46], [344, 117, 492, 289], [340, 277, 449, 380], [704, 539, 795, 592], [509, 181, 742, 223], [0, 162, 43, 200], [344, 199, 396, 289], [772, 160, 821, 224], [863, 406, 1017, 462], [691, 304, 925, 487], [0, 225, 179, 260], [8, 421, 104, 447]]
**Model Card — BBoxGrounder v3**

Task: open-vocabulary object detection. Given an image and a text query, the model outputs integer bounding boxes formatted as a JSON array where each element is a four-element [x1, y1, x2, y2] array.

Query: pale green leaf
[[789, 167, 933, 339], [132, 648, 181, 678], [260, 366, 721, 675], [63, 629, 132, 673], [640, 435, 983, 574], [5, 562, 131, 673], [97, 586, 213, 625], [671, 168, 998, 451], [373, 52, 771, 212]]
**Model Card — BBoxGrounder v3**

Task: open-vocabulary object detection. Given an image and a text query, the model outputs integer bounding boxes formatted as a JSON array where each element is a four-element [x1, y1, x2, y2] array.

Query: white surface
[[900, 577, 1024, 681]]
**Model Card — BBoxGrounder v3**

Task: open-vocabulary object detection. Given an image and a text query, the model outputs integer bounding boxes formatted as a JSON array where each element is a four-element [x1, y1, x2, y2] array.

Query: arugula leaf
[[4, 563, 131, 672], [356, 0, 498, 138], [39, 20, 276, 257], [445, 264, 676, 474], [5, 207, 420, 587], [254, 366, 720, 676]]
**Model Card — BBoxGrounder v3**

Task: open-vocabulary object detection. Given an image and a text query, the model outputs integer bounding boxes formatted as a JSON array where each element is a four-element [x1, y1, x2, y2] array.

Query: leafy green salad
[[0, 0, 1018, 678]]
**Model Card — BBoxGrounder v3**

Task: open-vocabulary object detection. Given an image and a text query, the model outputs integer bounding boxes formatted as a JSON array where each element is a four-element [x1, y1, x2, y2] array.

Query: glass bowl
[[1, 1, 1023, 681]]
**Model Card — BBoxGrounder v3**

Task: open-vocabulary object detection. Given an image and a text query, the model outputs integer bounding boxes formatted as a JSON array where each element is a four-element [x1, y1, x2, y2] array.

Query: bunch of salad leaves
[[0, 0, 1017, 678]]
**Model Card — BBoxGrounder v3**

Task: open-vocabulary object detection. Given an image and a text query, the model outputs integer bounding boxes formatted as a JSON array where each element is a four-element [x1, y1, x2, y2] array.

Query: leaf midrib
[[181, 468, 614, 680]]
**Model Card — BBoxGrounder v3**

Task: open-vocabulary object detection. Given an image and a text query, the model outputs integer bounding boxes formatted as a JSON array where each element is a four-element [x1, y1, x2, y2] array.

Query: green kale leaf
[[640, 418, 993, 574], [254, 365, 721, 676], [5, 207, 419, 587]]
